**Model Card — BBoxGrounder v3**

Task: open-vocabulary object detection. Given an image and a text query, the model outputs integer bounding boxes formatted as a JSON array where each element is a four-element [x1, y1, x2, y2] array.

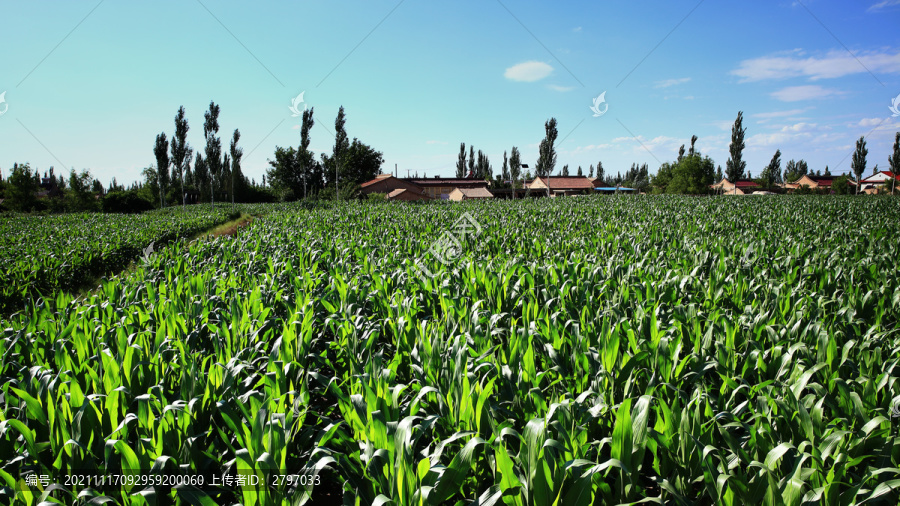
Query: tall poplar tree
[[851, 136, 867, 194], [726, 111, 747, 182], [203, 101, 222, 208], [153, 132, 169, 207], [170, 106, 192, 208]]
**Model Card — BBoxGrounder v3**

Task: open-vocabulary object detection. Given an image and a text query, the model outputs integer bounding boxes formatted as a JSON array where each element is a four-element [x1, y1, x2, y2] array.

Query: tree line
[[265, 106, 384, 201], [4, 108, 900, 213]]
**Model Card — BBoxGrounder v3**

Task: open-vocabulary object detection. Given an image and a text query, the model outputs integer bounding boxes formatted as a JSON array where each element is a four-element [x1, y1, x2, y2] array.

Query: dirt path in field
[[196, 213, 255, 240], [206, 215, 255, 238]]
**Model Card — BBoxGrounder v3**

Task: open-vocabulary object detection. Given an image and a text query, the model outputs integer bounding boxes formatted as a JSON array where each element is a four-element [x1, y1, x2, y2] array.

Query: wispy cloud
[[868, 0, 900, 11], [779, 122, 817, 132], [655, 77, 691, 88], [504, 61, 554, 82], [731, 48, 900, 82], [547, 84, 575, 92], [771, 85, 843, 102], [747, 131, 813, 148], [751, 108, 811, 119], [857, 117, 885, 127], [572, 26, 582, 32]]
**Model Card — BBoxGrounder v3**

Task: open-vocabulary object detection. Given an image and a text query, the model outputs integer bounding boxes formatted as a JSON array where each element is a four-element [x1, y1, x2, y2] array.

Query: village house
[[784, 174, 854, 192], [448, 187, 494, 201], [709, 178, 761, 195], [858, 171, 900, 194], [526, 176, 597, 196], [386, 188, 431, 201], [360, 174, 489, 200]]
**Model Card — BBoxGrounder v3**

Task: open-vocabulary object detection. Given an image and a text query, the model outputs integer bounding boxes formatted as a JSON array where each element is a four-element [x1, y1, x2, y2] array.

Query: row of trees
[[0, 164, 108, 213], [721, 111, 900, 194], [265, 106, 385, 201], [148, 102, 259, 209]]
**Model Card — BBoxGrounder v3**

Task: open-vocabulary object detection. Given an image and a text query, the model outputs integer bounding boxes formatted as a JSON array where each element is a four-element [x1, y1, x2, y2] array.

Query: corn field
[[1, 196, 899, 505], [0, 207, 240, 314]]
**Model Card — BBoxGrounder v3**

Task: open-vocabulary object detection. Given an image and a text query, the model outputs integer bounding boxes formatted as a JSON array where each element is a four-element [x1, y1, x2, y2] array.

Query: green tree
[[726, 111, 747, 182], [141, 166, 160, 207], [677, 145, 685, 163], [888, 132, 900, 194], [783, 159, 809, 184], [321, 107, 350, 197], [468, 145, 475, 178], [343, 139, 384, 186], [203, 101, 222, 207], [229, 129, 246, 205], [475, 150, 491, 179], [851, 136, 867, 194], [5, 163, 38, 212], [561, 164, 569, 176], [170, 106, 192, 208], [577, 165, 583, 177], [267, 108, 321, 200], [588, 164, 594, 178], [832, 175, 852, 195], [267, 147, 301, 201], [153, 132, 169, 207], [535, 118, 558, 178], [509, 147, 521, 199], [715, 165, 723, 181], [193, 153, 208, 202], [651, 162, 674, 194], [760, 150, 781, 190], [501, 151, 509, 181], [67, 169, 97, 211], [456, 143, 467, 178], [596, 161, 604, 183], [656, 147, 715, 194], [299, 107, 316, 198]]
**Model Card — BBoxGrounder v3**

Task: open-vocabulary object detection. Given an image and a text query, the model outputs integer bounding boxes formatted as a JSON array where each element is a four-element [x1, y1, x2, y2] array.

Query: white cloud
[[747, 131, 812, 148], [731, 48, 900, 82], [548, 84, 575, 92], [572, 26, 582, 32], [770, 85, 843, 102], [751, 108, 810, 120], [655, 77, 691, 88], [858, 117, 885, 127], [780, 122, 817, 132], [504, 61, 554, 82], [854, 118, 900, 131], [565, 143, 613, 154], [868, 0, 900, 11]]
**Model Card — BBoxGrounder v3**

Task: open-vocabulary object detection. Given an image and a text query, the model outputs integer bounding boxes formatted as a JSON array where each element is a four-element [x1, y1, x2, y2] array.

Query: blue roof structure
[[594, 187, 636, 191]]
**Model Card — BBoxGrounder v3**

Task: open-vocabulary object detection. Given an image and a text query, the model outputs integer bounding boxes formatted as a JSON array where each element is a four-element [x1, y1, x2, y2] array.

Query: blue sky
[[2, 0, 899, 186]]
